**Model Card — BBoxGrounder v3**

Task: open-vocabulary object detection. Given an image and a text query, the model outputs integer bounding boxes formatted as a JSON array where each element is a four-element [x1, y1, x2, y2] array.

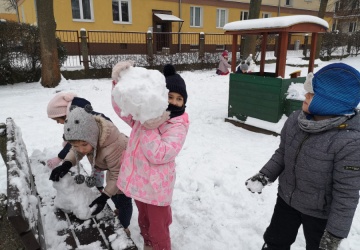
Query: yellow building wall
[[17, 0, 333, 37], [0, 13, 17, 21]]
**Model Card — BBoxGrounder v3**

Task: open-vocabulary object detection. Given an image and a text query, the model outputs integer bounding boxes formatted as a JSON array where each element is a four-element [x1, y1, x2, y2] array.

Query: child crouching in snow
[[49, 106, 133, 236], [111, 61, 189, 250], [46, 92, 108, 191], [246, 63, 360, 250]]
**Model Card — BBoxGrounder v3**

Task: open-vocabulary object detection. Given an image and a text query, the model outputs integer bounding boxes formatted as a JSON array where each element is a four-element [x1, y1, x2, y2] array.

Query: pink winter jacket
[[112, 99, 189, 206]]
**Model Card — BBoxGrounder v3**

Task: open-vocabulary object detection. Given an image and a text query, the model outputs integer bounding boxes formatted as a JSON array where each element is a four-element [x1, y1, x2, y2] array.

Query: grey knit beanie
[[64, 107, 99, 149]]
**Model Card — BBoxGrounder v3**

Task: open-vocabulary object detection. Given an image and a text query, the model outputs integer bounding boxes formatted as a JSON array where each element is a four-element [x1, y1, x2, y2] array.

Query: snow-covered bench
[[0, 118, 137, 250]]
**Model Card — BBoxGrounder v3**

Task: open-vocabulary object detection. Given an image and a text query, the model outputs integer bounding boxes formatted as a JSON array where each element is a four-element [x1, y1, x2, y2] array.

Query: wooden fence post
[[303, 34, 309, 57], [0, 123, 6, 162], [80, 29, 90, 71], [199, 32, 205, 60], [146, 31, 154, 66]]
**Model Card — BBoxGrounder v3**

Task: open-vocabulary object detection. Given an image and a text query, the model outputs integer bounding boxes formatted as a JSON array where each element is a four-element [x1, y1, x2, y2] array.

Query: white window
[[262, 13, 271, 18], [349, 22, 357, 33], [190, 6, 203, 27], [71, 0, 94, 21], [335, 1, 340, 12], [112, 0, 132, 23], [240, 11, 248, 20], [332, 22, 337, 32], [216, 9, 228, 28], [285, 0, 292, 6]]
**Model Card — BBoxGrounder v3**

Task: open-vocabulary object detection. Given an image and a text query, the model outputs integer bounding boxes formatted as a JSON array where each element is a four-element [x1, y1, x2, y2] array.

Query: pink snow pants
[[135, 200, 172, 250]]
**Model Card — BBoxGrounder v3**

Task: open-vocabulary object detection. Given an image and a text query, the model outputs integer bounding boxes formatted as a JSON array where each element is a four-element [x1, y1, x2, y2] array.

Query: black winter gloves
[[49, 161, 73, 182], [319, 230, 342, 250], [89, 193, 110, 216], [245, 172, 271, 194]]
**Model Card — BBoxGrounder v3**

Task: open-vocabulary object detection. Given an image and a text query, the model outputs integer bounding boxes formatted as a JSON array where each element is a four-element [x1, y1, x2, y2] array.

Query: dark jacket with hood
[[260, 110, 360, 238]]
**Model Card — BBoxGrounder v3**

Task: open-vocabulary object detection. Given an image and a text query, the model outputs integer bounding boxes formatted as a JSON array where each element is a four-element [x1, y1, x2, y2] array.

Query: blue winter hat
[[308, 63, 360, 116]]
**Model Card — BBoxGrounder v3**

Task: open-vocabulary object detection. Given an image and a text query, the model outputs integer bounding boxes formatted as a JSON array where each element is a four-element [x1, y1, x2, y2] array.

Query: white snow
[[112, 66, 169, 124], [53, 174, 99, 220], [223, 15, 329, 31], [0, 55, 360, 249]]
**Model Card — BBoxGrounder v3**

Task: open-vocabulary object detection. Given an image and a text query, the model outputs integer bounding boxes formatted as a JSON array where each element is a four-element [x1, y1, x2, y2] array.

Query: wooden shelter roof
[[223, 15, 329, 77]]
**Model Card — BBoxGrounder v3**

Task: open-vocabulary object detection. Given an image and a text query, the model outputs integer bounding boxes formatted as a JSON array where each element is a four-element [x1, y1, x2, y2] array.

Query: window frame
[[349, 22, 357, 33], [216, 8, 228, 28], [262, 13, 271, 18], [190, 6, 203, 28], [240, 10, 249, 21], [71, 0, 94, 22], [285, 0, 292, 6], [112, 0, 132, 24]]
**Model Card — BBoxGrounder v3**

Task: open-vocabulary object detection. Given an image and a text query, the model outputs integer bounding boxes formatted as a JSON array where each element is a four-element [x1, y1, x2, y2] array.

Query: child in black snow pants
[[246, 63, 360, 250]]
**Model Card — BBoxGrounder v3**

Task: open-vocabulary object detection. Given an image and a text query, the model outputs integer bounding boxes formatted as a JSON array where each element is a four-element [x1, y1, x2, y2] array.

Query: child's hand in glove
[[89, 193, 110, 216], [47, 157, 62, 169], [49, 161, 72, 181], [143, 111, 170, 130], [245, 172, 271, 194], [319, 230, 342, 250], [111, 61, 134, 86]]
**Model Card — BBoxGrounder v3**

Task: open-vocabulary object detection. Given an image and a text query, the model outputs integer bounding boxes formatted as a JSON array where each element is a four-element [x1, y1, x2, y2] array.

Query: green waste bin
[[228, 72, 305, 123]]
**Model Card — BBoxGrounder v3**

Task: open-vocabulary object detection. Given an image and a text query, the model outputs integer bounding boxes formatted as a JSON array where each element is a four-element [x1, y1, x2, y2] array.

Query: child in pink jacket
[[111, 62, 189, 250]]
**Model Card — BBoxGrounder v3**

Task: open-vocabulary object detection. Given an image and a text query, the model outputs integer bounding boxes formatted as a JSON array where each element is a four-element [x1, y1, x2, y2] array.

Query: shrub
[[0, 20, 67, 85]]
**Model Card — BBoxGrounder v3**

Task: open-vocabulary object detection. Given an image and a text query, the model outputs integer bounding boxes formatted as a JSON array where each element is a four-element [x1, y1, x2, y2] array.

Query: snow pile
[[112, 66, 169, 123], [6, 120, 38, 229], [286, 82, 306, 101], [53, 173, 100, 220]]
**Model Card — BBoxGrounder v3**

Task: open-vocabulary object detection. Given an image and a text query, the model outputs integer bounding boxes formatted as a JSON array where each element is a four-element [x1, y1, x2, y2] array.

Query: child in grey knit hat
[[49, 107, 133, 236]]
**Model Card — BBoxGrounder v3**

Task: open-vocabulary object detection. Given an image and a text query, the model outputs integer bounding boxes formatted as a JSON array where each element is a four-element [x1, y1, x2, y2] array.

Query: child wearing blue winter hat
[[245, 63, 360, 250]]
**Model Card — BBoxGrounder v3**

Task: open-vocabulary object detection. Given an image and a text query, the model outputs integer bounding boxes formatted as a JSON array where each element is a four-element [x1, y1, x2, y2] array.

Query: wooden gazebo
[[223, 15, 329, 125], [223, 15, 329, 77]]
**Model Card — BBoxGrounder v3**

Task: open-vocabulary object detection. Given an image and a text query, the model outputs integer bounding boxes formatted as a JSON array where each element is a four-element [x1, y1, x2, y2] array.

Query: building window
[[71, 0, 93, 20], [335, 1, 340, 12], [240, 11, 248, 20], [332, 22, 337, 32], [190, 6, 202, 27], [262, 13, 271, 18], [112, 0, 131, 23], [216, 8, 228, 28], [349, 22, 357, 33], [285, 0, 292, 6]]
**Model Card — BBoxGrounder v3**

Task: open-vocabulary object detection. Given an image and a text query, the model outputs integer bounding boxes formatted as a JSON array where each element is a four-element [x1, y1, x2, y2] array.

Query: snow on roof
[[223, 15, 329, 31]]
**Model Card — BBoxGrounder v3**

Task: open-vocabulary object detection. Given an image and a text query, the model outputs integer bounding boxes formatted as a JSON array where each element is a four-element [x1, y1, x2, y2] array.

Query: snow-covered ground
[[1, 55, 360, 249]]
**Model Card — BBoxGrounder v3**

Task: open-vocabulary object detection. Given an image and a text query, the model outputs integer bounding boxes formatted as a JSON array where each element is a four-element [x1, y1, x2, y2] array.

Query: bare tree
[[36, 0, 61, 87], [315, 0, 329, 59], [242, 0, 262, 60], [2, 0, 19, 22]]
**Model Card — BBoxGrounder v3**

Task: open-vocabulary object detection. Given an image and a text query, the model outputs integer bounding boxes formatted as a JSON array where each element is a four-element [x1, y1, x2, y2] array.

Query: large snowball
[[112, 66, 169, 124], [53, 174, 99, 220]]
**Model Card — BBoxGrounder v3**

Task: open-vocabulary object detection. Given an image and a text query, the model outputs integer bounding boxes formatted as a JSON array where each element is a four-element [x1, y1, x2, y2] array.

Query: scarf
[[297, 111, 349, 133], [167, 103, 185, 118]]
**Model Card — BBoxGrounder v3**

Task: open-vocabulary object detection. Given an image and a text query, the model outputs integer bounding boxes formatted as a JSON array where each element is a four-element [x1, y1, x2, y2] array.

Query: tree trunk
[[242, 0, 262, 60], [36, 0, 61, 88], [315, 0, 329, 59]]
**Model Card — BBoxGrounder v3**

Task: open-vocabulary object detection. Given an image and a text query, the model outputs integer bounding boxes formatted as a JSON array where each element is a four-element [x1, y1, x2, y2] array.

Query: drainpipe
[[278, 0, 281, 17], [178, 0, 182, 52]]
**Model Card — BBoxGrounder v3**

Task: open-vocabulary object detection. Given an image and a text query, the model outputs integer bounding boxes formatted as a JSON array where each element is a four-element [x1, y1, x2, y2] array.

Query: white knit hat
[[63, 107, 99, 149]]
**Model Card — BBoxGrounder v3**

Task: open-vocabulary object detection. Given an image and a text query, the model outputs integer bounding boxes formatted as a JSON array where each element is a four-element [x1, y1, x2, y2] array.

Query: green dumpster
[[228, 72, 305, 123]]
